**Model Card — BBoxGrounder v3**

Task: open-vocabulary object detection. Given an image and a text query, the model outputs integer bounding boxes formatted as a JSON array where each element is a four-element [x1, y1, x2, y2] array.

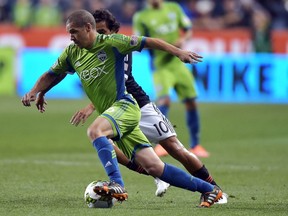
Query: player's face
[[66, 21, 93, 49], [96, 21, 114, 35]]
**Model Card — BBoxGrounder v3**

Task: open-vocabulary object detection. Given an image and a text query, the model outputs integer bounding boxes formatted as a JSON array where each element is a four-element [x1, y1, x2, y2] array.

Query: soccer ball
[[84, 181, 115, 208]]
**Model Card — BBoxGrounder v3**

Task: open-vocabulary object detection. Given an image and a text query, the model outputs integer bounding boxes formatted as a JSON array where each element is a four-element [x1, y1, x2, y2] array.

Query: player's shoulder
[[98, 33, 133, 47], [64, 42, 79, 55], [165, 2, 181, 10]]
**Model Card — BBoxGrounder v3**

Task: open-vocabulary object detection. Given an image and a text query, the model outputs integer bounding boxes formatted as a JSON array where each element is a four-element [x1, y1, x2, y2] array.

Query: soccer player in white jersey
[[21, 9, 222, 207]]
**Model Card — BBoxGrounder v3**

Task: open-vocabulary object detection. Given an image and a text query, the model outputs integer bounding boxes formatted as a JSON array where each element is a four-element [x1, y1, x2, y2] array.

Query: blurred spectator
[[117, 0, 138, 25], [0, 0, 288, 31], [182, 0, 223, 30], [88, 0, 106, 12], [32, 0, 62, 27], [257, 0, 288, 29], [12, 0, 32, 29], [108, 0, 142, 25], [61, 0, 89, 24], [0, 0, 14, 23], [251, 8, 272, 52]]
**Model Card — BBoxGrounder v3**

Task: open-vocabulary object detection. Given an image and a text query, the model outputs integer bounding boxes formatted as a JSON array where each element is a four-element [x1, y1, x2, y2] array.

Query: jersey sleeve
[[175, 3, 192, 30], [49, 46, 75, 74], [109, 34, 146, 55]]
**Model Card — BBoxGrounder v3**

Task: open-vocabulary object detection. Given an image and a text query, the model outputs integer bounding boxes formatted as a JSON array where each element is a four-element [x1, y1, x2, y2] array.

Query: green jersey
[[50, 34, 145, 113], [133, 2, 191, 69]]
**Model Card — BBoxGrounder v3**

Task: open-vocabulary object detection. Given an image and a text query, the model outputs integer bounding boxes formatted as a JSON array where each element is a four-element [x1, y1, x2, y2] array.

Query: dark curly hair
[[92, 9, 120, 33]]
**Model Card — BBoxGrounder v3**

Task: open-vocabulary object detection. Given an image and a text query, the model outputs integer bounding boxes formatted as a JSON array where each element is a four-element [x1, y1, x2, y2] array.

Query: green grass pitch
[[0, 96, 288, 216]]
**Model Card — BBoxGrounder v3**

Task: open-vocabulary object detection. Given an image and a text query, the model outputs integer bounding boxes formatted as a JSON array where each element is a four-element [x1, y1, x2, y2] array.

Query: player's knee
[[87, 125, 102, 141], [185, 98, 197, 110], [157, 96, 170, 106]]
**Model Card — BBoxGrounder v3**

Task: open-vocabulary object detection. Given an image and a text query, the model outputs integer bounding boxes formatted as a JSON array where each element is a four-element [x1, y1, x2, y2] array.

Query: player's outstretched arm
[[70, 103, 95, 126], [144, 37, 203, 64], [21, 72, 63, 107], [35, 73, 67, 113]]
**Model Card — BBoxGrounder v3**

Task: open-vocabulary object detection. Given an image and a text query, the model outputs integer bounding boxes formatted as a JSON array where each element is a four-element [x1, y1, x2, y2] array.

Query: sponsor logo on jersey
[[130, 35, 139, 46], [97, 50, 107, 62], [79, 65, 108, 81], [168, 12, 176, 20]]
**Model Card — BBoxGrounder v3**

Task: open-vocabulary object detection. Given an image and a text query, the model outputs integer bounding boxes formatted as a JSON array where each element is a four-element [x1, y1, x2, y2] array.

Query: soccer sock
[[93, 137, 124, 187], [160, 163, 214, 193], [158, 104, 169, 117], [186, 109, 200, 148], [193, 165, 218, 186]]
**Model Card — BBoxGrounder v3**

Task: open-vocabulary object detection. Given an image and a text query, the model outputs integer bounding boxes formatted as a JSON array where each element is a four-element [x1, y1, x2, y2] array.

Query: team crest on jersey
[[97, 50, 107, 62], [168, 12, 176, 20], [130, 35, 139, 46]]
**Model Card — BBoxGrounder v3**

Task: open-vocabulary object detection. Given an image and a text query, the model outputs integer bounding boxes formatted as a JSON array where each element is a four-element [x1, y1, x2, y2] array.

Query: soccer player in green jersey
[[133, 0, 210, 158], [21, 9, 222, 207]]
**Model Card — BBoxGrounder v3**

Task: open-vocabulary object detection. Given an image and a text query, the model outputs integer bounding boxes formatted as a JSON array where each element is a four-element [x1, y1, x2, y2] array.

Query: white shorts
[[139, 102, 177, 144]]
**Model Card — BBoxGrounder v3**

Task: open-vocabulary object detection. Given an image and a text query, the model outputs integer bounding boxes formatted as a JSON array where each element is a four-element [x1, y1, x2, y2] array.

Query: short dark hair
[[92, 9, 120, 33], [66, 9, 96, 29]]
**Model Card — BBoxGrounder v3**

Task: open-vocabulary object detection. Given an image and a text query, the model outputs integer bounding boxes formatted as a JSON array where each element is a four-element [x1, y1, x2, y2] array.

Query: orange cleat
[[154, 144, 168, 157], [199, 186, 223, 208], [190, 145, 210, 158]]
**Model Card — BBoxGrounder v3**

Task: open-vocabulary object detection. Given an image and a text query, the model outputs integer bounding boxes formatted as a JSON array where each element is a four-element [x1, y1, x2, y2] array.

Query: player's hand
[[21, 91, 37, 107], [179, 51, 203, 64], [35, 92, 47, 113], [70, 104, 95, 126]]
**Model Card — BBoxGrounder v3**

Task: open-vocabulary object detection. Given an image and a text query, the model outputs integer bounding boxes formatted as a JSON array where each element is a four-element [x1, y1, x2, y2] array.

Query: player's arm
[[70, 103, 95, 126], [144, 37, 202, 64], [21, 71, 63, 107], [36, 73, 67, 113], [174, 28, 192, 48]]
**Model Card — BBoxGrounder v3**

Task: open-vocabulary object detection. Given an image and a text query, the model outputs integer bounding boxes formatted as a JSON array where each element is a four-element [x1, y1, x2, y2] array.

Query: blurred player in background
[[133, 0, 210, 158], [21, 9, 223, 208]]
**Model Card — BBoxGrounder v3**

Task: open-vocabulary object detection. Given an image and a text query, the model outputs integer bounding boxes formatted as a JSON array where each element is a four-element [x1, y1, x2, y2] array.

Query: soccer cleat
[[93, 181, 128, 202], [199, 186, 223, 208], [154, 177, 170, 197], [154, 144, 168, 157], [215, 192, 228, 204], [190, 145, 210, 158]]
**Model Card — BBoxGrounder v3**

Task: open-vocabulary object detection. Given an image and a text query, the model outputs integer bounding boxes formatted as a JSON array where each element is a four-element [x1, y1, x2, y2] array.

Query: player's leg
[[174, 63, 209, 158], [87, 116, 125, 188], [140, 103, 219, 189], [152, 68, 175, 157], [93, 99, 146, 201], [113, 142, 148, 175], [135, 147, 222, 207]]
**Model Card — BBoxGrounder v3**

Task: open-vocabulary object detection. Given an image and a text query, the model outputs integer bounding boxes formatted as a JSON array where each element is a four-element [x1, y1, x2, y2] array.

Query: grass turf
[[0, 96, 288, 216]]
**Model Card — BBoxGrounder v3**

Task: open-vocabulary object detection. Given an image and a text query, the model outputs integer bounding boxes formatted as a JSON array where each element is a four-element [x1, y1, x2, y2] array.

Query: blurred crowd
[[1, 0, 288, 30], [1, 0, 288, 52]]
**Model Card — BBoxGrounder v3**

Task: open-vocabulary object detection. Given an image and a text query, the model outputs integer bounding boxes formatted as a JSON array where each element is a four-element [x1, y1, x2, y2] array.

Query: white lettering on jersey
[[156, 22, 177, 35], [79, 65, 108, 81]]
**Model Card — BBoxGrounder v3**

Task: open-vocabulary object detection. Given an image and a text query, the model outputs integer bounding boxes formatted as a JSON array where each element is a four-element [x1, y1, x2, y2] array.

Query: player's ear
[[86, 23, 93, 32]]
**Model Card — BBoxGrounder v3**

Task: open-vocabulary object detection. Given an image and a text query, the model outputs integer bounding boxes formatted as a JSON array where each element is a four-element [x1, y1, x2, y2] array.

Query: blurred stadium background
[[1, 1, 288, 215], [1, 0, 288, 102]]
